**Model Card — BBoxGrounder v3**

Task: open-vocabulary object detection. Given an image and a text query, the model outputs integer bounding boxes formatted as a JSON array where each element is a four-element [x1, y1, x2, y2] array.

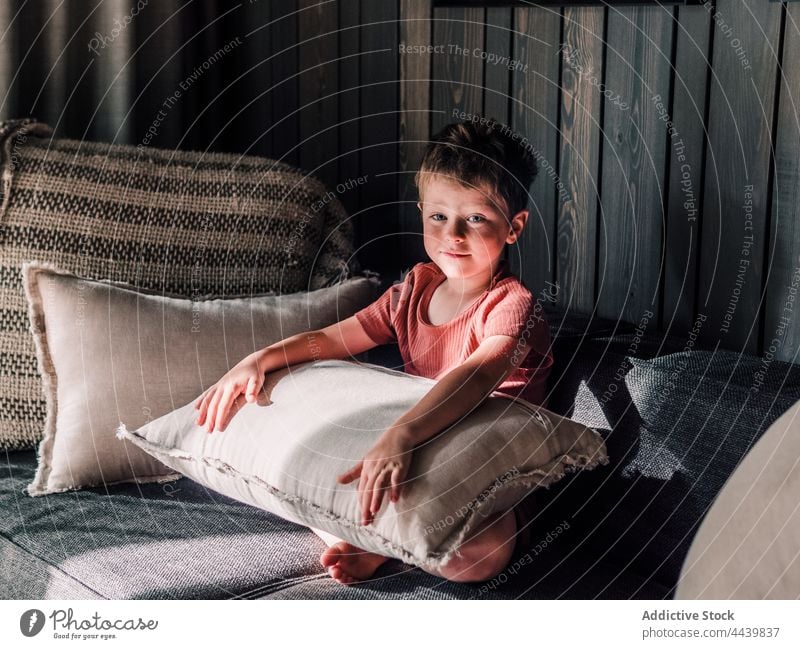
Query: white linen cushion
[[22, 261, 378, 496], [117, 359, 609, 571]]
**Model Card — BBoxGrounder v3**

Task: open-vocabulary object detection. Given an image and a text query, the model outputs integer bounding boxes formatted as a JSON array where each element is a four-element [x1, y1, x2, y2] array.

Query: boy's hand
[[194, 351, 267, 433], [337, 429, 414, 526]]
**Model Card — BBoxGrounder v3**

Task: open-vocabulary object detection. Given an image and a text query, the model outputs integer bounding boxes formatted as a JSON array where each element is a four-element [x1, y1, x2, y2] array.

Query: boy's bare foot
[[320, 541, 389, 585]]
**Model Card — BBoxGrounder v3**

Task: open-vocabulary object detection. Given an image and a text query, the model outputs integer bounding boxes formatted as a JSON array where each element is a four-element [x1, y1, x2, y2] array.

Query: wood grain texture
[[270, 0, 299, 166], [298, 0, 339, 190], [235, 0, 273, 158], [662, 4, 710, 334], [697, 0, 781, 353], [338, 0, 361, 216], [557, 5, 603, 314], [765, 4, 799, 363], [431, 5, 485, 134], [359, 0, 399, 273], [510, 5, 561, 296], [483, 7, 511, 124], [598, 4, 672, 324], [399, 0, 432, 267]]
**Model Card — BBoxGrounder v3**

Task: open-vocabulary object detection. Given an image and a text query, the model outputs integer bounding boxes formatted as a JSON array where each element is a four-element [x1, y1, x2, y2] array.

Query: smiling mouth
[[442, 251, 470, 257]]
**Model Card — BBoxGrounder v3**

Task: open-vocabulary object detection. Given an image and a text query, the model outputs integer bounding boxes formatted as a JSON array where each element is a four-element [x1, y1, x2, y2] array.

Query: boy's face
[[417, 174, 527, 283]]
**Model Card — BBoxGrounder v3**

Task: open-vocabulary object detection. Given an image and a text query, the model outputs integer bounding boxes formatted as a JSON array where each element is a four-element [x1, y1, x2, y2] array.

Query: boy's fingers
[[213, 387, 236, 432], [390, 467, 402, 502], [245, 376, 257, 401], [370, 472, 388, 516], [337, 462, 361, 484]]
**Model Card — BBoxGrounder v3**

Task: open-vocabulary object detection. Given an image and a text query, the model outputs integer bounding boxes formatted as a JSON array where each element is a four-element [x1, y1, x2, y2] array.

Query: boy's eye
[[467, 214, 486, 223], [429, 213, 446, 221]]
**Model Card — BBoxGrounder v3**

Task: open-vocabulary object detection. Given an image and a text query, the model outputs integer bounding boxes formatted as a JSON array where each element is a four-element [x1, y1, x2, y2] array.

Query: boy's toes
[[319, 544, 340, 568]]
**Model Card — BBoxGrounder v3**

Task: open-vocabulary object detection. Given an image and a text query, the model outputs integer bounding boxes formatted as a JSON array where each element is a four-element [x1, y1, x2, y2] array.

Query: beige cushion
[[676, 398, 800, 599], [22, 262, 378, 496], [118, 360, 609, 572]]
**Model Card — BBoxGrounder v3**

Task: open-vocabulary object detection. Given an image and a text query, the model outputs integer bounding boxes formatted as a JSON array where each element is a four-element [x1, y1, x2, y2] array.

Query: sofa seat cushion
[[1, 449, 670, 600], [1, 451, 330, 599]]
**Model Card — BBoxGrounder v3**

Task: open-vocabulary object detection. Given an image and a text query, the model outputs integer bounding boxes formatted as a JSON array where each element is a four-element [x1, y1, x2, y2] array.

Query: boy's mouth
[[442, 250, 470, 258]]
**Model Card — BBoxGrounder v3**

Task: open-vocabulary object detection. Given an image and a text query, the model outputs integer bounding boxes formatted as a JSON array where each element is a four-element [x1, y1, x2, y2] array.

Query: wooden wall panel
[[598, 5, 673, 325], [298, 0, 339, 190], [483, 7, 511, 123], [697, 0, 781, 354], [509, 5, 560, 297], [338, 0, 361, 217], [765, 4, 799, 363], [557, 5, 603, 314], [359, 0, 399, 273], [662, 3, 711, 334], [270, 0, 299, 166], [431, 5, 484, 134], [398, 0, 432, 267]]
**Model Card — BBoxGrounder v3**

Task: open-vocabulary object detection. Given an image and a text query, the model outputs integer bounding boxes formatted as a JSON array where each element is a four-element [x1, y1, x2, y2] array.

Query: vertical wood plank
[[338, 0, 360, 216], [234, 0, 272, 158], [431, 5, 484, 134], [132, 0, 184, 150], [557, 5, 603, 314], [510, 5, 560, 295], [270, 0, 299, 165], [298, 0, 338, 189], [398, 0, 432, 268], [765, 4, 799, 363], [359, 0, 399, 273], [0, 1, 17, 120], [697, 0, 781, 353], [598, 5, 672, 325], [662, 4, 711, 333], [483, 7, 511, 124]]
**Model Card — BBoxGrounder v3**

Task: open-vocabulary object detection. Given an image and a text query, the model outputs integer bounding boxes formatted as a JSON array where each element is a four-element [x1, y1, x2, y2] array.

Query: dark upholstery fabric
[[542, 316, 800, 594]]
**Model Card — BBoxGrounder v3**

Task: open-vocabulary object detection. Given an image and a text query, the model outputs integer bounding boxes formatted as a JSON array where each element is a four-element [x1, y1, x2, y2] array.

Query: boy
[[195, 118, 554, 585]]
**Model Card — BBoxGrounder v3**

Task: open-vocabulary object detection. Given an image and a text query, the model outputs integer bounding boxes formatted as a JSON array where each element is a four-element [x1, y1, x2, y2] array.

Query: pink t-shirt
[[354, 260, 554, 407]]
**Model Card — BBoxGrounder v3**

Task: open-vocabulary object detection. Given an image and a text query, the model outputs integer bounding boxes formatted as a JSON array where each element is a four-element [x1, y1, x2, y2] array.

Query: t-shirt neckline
[[419, 260, 509, 328]]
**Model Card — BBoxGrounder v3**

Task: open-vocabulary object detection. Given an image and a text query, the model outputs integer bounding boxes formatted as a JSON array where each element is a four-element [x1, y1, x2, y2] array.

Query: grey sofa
[[3, 305, 798, 599]]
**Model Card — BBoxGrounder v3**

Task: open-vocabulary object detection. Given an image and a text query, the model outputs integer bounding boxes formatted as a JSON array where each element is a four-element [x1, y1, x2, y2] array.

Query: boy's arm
[[390, 335, 532, 447], [257, 314, 380, 373], [198, 315, 380, 432]]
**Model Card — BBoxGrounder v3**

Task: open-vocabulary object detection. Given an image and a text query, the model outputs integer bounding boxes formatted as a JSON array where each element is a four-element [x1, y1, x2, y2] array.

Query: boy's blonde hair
[[414, 117, 538, 217]]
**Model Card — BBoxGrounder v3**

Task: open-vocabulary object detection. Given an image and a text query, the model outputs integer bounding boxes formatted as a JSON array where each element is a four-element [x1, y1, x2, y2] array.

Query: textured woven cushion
[[23, 262, 378, 496], [0, 117, 358, 450], [117, 359, 609, 573]]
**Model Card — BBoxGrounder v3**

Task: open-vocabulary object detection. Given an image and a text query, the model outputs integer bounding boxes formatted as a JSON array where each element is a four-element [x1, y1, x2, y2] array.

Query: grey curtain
[[0, 0, 294, 161]]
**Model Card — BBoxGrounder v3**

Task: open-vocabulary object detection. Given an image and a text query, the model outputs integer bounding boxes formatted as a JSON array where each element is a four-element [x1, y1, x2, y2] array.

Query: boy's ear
[[506, 210, 528, 244], [417, 201, 422, 212]]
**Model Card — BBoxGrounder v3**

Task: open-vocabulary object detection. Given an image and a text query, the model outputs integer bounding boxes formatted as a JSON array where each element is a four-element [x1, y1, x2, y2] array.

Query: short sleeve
[[354, 283, 400, 345], [482, 282, 535, 340]]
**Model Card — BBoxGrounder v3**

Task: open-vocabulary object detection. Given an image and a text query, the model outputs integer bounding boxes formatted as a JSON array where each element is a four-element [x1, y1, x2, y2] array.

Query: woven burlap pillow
[[118, 360, 609, 572], [23, 262, 378, 496], [0, 117, 358, 450]]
